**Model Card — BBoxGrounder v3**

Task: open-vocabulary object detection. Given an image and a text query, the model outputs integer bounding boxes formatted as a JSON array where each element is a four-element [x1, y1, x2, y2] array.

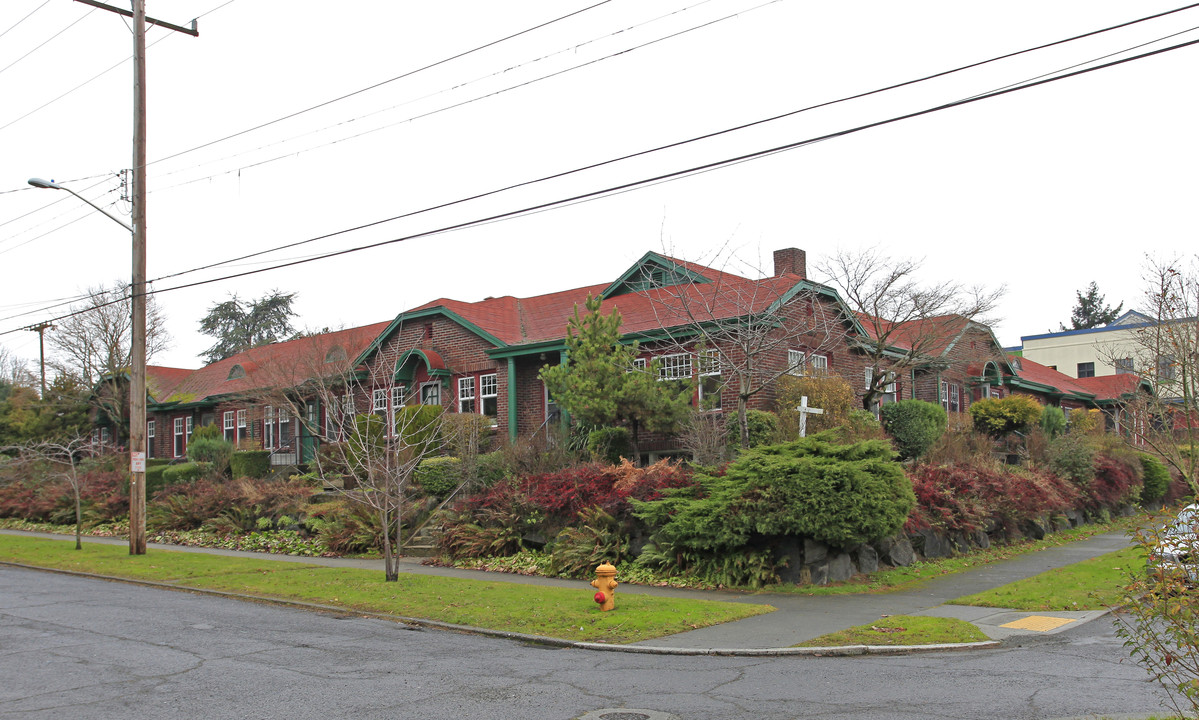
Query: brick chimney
[[773, 248, 806, 278]]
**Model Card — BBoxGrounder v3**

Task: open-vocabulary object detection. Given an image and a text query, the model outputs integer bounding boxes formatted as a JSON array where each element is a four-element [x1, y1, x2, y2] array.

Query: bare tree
[[638, 249, 842, 448], [1108, 256, 1199, 492], [48, 282, 171, 442], [816, 248, 1005, 411], [1, 435, 97, 549], [243, 329, 450, 582], [0, 345, 35, 390]]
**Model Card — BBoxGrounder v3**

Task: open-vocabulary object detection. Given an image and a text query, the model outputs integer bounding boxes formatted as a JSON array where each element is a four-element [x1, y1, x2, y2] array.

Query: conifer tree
[[539, 294, 692, 460], [1062, 282, 1123, 330]]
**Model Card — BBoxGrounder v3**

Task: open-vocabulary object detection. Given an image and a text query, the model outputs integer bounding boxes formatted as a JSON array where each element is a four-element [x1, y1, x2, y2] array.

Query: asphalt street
[[0, 566, 1174, 720]]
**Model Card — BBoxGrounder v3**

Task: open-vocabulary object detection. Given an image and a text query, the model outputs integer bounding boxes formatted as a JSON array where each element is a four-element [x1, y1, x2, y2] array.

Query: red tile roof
[[145, 366, 193, 402], [409, 268, 808, 347], [1007, 355, 1094, 398], [1073, 373, 1146, 401], [155, 322, 389, 406]]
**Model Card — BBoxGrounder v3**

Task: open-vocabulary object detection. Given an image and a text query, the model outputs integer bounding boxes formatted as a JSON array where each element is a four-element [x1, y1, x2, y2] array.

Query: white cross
[[796, 395, 824, 438]]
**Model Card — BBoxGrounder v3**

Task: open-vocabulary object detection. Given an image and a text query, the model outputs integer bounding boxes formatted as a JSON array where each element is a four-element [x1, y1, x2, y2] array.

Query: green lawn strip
[[764, 515, 1144, 597], [795, 615, 989, 647], [951, 545, 1144, 611], [0, 535, 770, 644]]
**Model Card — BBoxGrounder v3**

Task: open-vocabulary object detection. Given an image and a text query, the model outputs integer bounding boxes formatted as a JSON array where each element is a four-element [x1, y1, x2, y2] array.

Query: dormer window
[[324, 346, 347, 363], [227, 364, 246, 380]]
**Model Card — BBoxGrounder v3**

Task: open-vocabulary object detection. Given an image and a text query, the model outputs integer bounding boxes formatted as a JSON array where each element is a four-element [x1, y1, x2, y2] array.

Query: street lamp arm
[[27, 178, 133, 233]]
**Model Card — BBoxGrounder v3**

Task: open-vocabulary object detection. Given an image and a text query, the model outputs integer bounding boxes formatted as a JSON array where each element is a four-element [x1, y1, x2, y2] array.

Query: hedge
[[161, 462, 213, 485], [231, 450, 271, 479]]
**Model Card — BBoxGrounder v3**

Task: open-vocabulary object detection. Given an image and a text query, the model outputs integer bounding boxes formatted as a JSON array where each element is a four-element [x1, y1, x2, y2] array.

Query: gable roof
[[146, 366, 193, 402], [151, 322, 389, 408], [1073, 373, 1154, 401], [360, 251, 858, 364]]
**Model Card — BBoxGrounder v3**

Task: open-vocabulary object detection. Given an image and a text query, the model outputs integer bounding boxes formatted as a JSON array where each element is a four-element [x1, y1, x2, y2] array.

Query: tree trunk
[[629, 418, 641, 465], [73, 484, 82, 551], [380, 505, 398, 582], [738, 394, 749, 449]]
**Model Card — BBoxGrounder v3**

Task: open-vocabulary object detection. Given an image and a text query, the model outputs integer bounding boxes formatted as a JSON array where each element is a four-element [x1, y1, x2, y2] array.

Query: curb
[[1, 560, 1003, 656]]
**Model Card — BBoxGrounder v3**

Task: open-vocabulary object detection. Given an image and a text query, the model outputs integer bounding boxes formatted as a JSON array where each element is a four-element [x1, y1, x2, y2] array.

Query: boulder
[[803, 538, 828, 565], [857, 544, 879, 575], [918, 529, 953, 559], [876, 534, 915, 567], [827, 552, 854, 583]]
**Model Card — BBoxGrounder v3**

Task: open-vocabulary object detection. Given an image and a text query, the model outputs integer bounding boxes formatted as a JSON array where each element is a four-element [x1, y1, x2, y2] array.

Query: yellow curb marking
[[1000, 615, 1077, 632]]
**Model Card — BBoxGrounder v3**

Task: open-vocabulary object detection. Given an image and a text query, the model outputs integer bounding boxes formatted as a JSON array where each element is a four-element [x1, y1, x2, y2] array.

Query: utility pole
[[24, 321, 55, 398], [78, 0, 197, 555]]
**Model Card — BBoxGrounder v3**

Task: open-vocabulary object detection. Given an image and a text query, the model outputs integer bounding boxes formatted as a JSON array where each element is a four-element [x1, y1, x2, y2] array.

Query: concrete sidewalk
[[0, 528, 1133, 652]]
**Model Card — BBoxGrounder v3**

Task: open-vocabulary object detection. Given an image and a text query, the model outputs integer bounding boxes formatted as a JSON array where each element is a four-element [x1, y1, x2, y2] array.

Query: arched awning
[[394, 348, 451, 383]]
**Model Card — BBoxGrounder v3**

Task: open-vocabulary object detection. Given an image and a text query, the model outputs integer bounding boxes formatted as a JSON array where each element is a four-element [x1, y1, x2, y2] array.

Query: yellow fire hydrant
[[590, 561, 618, 612]]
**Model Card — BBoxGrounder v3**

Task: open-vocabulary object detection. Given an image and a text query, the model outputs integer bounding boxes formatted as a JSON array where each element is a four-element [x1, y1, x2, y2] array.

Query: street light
[[28, 176, 147, 556], [28, 178, 133, 232]]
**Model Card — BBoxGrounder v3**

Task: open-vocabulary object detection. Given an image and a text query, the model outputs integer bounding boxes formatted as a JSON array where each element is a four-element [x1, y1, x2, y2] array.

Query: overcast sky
[[1, 0, 1196, 371]]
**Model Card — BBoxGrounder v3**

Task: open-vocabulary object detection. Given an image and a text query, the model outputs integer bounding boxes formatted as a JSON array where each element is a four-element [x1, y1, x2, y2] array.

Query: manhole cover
[[576, 710, 677, 720], [577, 709, 681, 718]]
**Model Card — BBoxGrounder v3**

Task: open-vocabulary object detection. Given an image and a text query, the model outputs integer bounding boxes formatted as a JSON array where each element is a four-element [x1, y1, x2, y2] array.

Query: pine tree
[[1062, 282, 1123, 330], [539, 294, 693, 460]]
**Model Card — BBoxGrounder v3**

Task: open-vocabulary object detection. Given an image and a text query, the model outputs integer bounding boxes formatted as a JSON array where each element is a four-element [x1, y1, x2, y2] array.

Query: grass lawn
[[0, 535, 771, 644], [795, 615, 989, 647], [951, 545, 1143, 611], [766, 515, 1142, 597]]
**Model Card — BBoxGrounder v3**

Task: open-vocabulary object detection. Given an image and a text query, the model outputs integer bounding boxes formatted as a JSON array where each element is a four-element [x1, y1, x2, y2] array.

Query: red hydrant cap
[[594, 591, 606, 604]]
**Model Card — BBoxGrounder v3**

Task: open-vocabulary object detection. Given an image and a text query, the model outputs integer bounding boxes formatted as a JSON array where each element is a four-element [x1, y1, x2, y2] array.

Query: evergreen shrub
[[634, 438, 914, 580], [415, 456, 462, 497], [743, 409, 780, 448], [1139, 453, 1171, 503], [587, 426, 631, 464], [969, 395, 1042, 436], [186, 425, 234, 476], [879, 399, 947, 460], [161, 462, 213, 485], [1041, 405, 1067, 439], [230, 450, 271, 479]]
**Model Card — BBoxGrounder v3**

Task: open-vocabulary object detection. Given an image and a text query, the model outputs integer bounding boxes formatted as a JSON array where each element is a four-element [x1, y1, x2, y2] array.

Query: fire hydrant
[[590, 561, 618, 612]]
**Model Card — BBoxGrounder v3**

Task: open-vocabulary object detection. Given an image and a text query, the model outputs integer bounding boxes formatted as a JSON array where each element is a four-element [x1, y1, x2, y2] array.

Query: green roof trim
[[600, 252, 712, 299], [354, 305, 508, 368]]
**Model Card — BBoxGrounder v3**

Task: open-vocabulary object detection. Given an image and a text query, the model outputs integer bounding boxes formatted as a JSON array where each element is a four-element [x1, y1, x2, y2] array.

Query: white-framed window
[[788, 349, 805, 376], [92, 428, 101, 444], [236, 409, 247, 443], [279, 408, 292, 447], [264, 406, 276, 449], [631, 357, 647, 372], [100, 427, 110, 444], [185, 416, 193, 442], [223, 411, 236, 442], [698, 350, 722, 411], [147, 420, 155, 458], [657, 353, 692, 381], [940, 381, 961, 413], [421, 381, 441, 406], [173, 417, 185, 457], [809, 354, 828, 374], [480, 374, 498, 422], [458, 376, 476, 414], [373, 389, 388, 418]]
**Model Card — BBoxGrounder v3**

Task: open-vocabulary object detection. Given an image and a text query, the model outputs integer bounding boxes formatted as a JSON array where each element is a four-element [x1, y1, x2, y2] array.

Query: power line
[[0, 27, 172, 133], [0, 7, 95, 79], [146, 3, 1199, 285], [5, 30, 1195, 339], [147, 0, 728, 187], [0, 0, 52, 42], [144, 0, 617, 170]]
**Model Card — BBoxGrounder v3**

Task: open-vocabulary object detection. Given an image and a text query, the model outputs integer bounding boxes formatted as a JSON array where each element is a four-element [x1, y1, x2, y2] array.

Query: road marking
[[1000, 615, 1077, 632]]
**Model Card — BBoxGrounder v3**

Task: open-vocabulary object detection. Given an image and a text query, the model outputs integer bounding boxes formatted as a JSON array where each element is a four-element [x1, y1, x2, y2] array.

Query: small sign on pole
[[796, 395, 824, 438], [130, 451, 146, 474]]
